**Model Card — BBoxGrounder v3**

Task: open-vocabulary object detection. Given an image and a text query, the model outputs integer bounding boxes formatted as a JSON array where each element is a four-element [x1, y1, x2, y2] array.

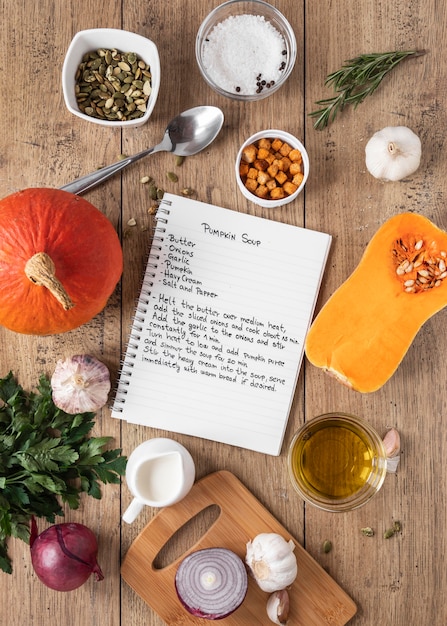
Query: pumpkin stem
[[24, 252, 74, 311]]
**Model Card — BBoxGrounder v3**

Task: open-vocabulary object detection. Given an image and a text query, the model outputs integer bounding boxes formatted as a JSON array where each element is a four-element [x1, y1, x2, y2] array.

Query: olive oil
[[290, 417, 377, 500]]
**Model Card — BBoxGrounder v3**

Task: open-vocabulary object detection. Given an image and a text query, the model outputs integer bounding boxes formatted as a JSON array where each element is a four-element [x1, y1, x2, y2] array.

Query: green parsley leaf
[[0, 372, 127, 575]]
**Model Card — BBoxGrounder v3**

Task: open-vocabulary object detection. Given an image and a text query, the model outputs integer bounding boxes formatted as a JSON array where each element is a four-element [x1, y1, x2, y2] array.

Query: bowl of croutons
[[236, 130, 309, 207]]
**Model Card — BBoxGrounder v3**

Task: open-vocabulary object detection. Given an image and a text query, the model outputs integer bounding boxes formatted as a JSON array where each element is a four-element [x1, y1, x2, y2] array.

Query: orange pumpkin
[[305, 212, 447, 392], [0, 188, 123, 335]]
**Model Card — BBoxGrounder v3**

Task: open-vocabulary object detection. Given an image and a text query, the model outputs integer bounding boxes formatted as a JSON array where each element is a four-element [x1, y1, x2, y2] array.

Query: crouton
[[289, 162, 302, 176], [275, 171, 288, 185], [288, 148, 302, 163], [245, 178, 258, 192], [292, 173, 304, 186], [255, 184, 269, 198], [270, 187, 285, 199], [247, 167, 258, 179], [279, 142, 292, 156], [254, 159, 269, 171], [241, 144, 257, 163], [283, 181, 298, 196], [257, 170, 271, 185], [271, 138, 283, 152]]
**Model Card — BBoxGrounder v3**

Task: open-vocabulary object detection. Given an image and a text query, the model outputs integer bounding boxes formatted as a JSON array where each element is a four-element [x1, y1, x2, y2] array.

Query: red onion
[[175, 547, 248, 620], [30, 517, 104, 591]]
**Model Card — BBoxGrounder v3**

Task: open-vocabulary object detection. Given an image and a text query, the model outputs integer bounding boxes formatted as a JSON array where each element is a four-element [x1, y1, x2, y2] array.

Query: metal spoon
[[60, 105, 224, 195]]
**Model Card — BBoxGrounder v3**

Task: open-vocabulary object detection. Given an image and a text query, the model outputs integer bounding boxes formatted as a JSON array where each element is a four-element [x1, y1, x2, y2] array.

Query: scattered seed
[[393, 521, 402, 533], [322, 540, 332, 553], [167, 171, 179, 183], [127, 218, 137, 226], [181, 187, 197, 198], [140, 175, 152, 184], [148, 205, 158, 215], [156, 187, 165, 199], [175, 155, 185, 167], [361, 527, 374, 537], [384, 528, 396, 539], [148, 184, 158, 200]]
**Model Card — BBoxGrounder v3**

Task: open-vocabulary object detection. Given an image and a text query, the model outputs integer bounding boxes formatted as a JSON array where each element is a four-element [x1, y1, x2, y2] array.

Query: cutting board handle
[[128, 471, 231, 567]]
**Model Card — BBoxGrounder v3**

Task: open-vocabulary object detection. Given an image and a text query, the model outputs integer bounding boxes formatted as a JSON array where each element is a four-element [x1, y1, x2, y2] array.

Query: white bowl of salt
[[196, 0, 296, 101]]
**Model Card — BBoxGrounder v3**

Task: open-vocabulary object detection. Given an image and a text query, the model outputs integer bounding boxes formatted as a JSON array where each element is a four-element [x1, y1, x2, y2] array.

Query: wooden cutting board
[[121, 470, 357, 625]]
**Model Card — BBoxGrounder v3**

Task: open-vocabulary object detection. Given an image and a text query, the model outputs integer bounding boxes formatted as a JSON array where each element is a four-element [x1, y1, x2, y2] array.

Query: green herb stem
[[309, 50, 426, 130]]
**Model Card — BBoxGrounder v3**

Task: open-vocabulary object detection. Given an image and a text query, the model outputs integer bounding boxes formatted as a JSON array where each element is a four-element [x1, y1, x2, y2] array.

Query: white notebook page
[[112, 193, 331, 455]]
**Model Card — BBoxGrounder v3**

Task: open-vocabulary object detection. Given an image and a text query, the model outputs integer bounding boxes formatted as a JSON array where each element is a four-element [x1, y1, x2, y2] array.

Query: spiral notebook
[[111, 192, 331, 455]]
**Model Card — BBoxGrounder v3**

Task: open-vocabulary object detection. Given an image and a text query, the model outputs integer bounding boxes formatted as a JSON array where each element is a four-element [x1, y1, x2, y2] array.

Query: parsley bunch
[[0, 372, 127, 574]]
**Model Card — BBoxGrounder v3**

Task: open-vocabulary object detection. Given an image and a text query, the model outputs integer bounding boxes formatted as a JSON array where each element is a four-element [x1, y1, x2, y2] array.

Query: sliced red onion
[[175, 547, 248, 620]]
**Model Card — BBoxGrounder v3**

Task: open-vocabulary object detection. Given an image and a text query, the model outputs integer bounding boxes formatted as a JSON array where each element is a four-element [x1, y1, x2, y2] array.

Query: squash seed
[[394, 237, 447, 294]]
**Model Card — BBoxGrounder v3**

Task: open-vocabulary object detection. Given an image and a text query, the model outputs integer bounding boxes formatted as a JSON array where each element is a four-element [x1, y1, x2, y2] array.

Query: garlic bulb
[[266, 589, 290, 625], [365, 126, 421, 181], [245, 533, 298, 593], [51, 354, 111, 414]]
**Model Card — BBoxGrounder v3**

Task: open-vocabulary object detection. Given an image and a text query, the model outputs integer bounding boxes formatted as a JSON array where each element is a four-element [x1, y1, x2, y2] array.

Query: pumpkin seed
[[74, 48, 153, 122], [167, 171, 178, 183], [322, 540, 332, 553]]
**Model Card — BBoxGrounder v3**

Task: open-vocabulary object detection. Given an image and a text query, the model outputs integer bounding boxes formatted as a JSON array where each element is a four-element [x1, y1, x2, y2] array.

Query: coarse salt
[[201, 14, 287, 96]]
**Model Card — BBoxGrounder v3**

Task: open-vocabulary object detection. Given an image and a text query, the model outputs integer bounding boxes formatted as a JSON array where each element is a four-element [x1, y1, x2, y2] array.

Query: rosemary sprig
[[309, 50, 426, 130]]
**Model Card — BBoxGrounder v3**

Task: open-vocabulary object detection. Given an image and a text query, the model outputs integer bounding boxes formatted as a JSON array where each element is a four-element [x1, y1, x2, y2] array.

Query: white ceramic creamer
[[122, 438, 195, 524]]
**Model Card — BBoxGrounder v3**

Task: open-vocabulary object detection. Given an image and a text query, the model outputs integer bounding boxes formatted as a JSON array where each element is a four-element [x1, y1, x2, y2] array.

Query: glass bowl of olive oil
[[288, 413, 388, 512]]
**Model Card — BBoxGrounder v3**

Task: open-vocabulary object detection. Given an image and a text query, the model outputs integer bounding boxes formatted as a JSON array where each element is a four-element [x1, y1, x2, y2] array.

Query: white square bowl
[[62, 28, 160, 128]]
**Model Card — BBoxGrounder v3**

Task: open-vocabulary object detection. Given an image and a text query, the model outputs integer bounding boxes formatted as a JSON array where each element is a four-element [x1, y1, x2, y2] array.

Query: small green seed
[[175, 155, 185, 166], [384, 528, 396, 539], [148, 185, 158, 200], [393, 521, 402, 533], [322, 540, 332, 554], [167, 171, 178, 183], [361, 527, 375, 537], [156, 187, 165, 200]]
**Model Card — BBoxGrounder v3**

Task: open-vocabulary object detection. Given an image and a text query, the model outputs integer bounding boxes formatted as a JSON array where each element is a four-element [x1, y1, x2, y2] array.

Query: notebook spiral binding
[[111, 199, 172, 413]]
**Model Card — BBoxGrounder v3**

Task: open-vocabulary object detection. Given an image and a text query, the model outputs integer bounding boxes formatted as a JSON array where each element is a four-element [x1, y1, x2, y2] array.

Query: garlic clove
[[51, 354, 111, 414], [383, 427, 400, 457], [383, 427, 401, 473], [365, 126, 421, 181], [266, 589, 290, 625]]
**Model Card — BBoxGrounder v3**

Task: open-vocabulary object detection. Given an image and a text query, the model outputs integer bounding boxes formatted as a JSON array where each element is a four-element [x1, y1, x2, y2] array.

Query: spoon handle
[[60, 146, 157, 195]]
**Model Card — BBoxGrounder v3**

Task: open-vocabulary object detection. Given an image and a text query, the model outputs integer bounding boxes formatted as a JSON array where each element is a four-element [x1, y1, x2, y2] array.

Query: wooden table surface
[[1, 1, 444, 624]]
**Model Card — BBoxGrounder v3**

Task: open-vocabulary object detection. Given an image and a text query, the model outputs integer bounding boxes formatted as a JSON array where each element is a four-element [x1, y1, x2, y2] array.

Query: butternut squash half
[[305, 213, 447, 392]]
